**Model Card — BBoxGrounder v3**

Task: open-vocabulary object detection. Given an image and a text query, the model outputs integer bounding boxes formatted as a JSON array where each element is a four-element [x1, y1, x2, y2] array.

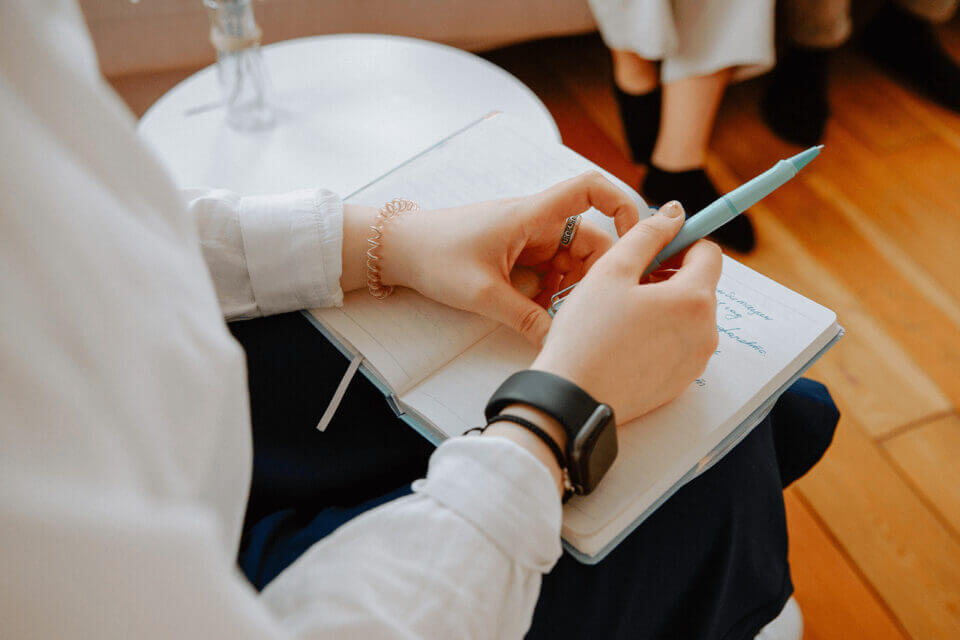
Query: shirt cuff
[[238, 188, 344, 315], [413, 436, 564, 573]]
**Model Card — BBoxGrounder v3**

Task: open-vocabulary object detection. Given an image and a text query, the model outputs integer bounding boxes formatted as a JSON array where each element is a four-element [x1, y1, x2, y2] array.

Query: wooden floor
[[111, 23, 960, 640]]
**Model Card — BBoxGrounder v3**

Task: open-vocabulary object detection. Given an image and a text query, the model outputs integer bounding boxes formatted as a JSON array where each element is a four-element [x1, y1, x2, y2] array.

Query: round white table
[[139, 34, 560, 197]]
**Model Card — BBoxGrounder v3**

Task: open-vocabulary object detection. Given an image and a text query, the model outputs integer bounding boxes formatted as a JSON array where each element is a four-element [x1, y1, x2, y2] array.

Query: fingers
[[534, 171, 640, 236], [602, 201, 686, 280], [486, 281, 553, 346], [567, 222, 614, 266], [554, 222, 613, 290], [533, 270, 564, 309], [668, 239, 723, 292], [546, 222, 611, 272]]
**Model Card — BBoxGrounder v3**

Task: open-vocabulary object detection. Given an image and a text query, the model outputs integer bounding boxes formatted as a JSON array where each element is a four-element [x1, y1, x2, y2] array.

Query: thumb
[[605, 201, 685, 279], [487, 282, 552, 346]]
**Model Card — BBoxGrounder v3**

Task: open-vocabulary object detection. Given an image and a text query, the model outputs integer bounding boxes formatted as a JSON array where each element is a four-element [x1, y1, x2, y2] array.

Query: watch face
[[570, 404, 617, 495]]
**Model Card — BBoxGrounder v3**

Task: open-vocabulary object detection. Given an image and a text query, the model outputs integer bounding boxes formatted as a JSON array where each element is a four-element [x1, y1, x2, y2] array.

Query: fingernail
[[660, 201, 684, 219]]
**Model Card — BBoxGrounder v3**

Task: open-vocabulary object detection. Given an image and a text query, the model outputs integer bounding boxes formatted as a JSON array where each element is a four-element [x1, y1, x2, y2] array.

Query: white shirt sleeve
[[186, 187, 345, 320], [3, 436, 563, 640], [261, 437, 564, 638]]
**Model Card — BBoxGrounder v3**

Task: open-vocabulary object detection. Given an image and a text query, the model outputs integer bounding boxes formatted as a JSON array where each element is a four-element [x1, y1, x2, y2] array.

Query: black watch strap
[[484, 370, 604, 440], [486, 414, 567, 470]]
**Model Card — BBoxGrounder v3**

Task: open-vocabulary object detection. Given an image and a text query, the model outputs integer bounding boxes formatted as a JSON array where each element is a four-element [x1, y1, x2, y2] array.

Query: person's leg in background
[[762, 0, 850, 146], [614, 60, 755, 253], [643, 67, 748, 250], [610, 50, 661, 168], [765, 0, 960, 147], [861, 0, 960, 111], [591, 0, 775, 254]]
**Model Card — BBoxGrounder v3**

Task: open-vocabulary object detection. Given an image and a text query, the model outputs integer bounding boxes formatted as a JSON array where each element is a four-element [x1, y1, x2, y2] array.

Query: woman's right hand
[[531, 201, 722, 425]]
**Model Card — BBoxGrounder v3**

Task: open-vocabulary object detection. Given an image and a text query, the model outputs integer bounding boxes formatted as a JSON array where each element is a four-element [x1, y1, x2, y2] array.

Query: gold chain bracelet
[[366, 198, 420, 300]]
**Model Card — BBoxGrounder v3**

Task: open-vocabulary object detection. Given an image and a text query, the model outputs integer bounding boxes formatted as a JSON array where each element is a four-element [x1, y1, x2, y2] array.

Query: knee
[[612, 50, 659, 94], [788, 377, 840, 424]]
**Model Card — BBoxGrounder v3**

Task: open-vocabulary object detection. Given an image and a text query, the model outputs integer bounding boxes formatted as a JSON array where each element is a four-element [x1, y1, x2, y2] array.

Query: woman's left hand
[[378, 172, 640, 345]]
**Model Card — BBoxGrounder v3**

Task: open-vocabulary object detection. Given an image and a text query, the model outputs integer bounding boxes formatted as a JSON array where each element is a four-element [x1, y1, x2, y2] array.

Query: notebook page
[[344, 113, 637, 229], [401, 326, 536, 437], [309, 114, 640, 394], [403, 256, 836, 540], [315, 292, 496, 394], [561, 257, 837, 540]]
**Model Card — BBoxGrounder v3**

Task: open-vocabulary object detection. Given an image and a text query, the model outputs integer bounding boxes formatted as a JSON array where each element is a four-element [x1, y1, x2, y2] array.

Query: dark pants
[[230, 313, 839, 640]]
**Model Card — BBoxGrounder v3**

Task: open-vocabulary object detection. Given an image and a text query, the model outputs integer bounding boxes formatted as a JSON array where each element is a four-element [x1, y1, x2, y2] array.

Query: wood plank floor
[[111, 22, 960, 639]]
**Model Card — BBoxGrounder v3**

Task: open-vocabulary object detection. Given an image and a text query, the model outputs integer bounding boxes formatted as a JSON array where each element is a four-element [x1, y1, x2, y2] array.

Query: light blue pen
[[549, 145, 823, 316]]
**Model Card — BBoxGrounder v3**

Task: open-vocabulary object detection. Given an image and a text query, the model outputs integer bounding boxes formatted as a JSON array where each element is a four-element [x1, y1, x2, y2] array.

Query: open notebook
[[304, 113, 843, 564]]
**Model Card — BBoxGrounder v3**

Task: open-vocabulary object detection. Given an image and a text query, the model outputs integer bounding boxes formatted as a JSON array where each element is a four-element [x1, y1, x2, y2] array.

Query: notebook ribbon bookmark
[[317, 353, 364, 431]]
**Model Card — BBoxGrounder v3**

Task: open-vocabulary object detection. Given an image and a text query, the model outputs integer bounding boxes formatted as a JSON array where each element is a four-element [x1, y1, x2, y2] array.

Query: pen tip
[[788, 146, 823, 172]]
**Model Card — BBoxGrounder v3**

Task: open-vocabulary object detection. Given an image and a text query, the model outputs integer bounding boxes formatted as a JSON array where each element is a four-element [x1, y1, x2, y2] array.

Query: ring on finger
[[559, 215, 581, 247]]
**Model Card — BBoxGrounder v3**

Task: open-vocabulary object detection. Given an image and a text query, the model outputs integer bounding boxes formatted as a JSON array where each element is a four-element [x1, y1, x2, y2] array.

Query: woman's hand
[[532, 201, 722, 425], [375, 172, 640, 345]]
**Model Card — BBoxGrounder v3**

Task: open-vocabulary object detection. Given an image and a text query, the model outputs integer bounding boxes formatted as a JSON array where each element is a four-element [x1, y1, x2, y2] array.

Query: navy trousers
[[230, 313, 839, 640]]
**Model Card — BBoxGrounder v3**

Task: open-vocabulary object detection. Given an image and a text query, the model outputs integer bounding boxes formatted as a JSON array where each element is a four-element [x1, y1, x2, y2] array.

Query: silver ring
[[559, 215, 581, 247]]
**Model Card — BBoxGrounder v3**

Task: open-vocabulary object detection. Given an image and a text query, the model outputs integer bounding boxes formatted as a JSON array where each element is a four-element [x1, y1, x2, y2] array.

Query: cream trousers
[[588, 0, 776, 83]]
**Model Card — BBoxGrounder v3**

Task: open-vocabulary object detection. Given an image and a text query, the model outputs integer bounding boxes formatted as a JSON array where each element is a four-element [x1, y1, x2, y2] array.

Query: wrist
[[483, 404, 568, 498], [530, 355, 595, 403], [341, 204, 380, 293], [497, 404, 568, 450], [485, 369, 618, 497], [377, 212, 420, 289]]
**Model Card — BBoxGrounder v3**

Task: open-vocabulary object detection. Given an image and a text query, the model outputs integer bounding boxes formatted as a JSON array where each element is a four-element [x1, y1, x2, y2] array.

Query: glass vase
[[204, 0, 274, 130]]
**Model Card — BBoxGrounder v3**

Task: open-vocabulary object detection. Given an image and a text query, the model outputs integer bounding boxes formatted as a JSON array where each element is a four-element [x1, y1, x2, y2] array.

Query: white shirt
[[0, 2, 563, 638]]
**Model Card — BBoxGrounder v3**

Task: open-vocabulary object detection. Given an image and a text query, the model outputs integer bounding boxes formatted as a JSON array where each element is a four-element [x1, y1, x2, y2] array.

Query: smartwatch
[[485, 370, 617, 497]]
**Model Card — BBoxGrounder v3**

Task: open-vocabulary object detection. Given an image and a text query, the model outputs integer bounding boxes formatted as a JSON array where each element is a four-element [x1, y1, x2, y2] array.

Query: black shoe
[[860, 4, 960, 113], [613, 85, 661, 165], [762, 46, 832, 147], [643, 165, 756, 253]]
